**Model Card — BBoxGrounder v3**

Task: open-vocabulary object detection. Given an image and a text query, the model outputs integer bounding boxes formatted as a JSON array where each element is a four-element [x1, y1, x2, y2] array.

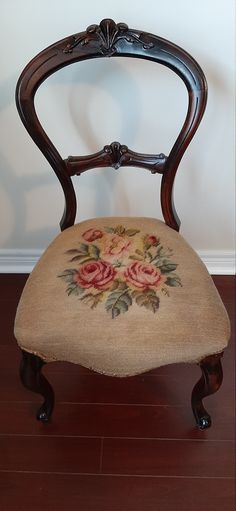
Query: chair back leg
[[20, 350, 54, 422], [191, 352, 223, 429]]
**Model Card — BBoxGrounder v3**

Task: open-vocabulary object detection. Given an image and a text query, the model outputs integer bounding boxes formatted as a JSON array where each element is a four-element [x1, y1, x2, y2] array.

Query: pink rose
[[74, 260, 116, 290], [82, 228, 103, 242], [145, 235, 159, 247], [124, 261, 163, 289], [105, 236, 131, 257]]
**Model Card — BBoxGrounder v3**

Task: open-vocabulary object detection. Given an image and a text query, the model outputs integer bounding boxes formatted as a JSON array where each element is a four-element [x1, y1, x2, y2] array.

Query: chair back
[[16, 19, 207, 231]]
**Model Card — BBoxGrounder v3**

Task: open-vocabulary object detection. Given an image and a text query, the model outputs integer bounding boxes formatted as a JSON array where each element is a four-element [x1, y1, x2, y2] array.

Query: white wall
[[0, 0, 235, 271]]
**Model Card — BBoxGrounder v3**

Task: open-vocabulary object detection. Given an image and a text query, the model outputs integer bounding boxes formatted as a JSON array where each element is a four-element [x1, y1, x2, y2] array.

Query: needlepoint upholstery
[[14, 217, 230, 377]]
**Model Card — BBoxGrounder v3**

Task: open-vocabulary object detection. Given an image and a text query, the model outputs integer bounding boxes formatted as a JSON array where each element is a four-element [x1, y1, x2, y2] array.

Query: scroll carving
[[64, 141, 167, 175], [63, 18, 154, 55]]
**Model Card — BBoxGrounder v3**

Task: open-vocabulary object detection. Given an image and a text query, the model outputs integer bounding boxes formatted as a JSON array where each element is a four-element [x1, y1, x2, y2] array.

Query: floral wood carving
[[65, 142, 167, 175], [63, 18, 154, 55], [104, 141, 128, 169]]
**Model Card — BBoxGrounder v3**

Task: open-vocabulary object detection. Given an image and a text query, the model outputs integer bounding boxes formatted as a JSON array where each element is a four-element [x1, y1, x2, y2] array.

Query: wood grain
[[0, 401, 234, 440], [0, 436, 101, 473], [101, 437, 234, 477], [0, 473, 234, 511]]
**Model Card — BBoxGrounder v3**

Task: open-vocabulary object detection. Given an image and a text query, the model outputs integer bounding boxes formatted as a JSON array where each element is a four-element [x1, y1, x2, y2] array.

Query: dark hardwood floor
[[0, 274, 235, 511]]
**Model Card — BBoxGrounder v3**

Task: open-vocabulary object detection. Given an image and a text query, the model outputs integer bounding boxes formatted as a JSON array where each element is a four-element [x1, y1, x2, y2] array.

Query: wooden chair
[[14, 19, 230, 429]]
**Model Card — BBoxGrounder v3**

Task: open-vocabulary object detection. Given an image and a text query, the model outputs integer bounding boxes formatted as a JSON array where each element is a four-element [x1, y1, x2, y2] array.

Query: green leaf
[[67, 284, 85, 296], [80, 291, 104, 308], [58, 269, 85, 295], [135, 249, 144, 256], [166, 272, 180, 280], [146, 251, 153, 262], [113, 260, 125, 268], [67, 243, 89, 261], [112, 225, 126, 236], [88, 244, 100, 259], [161, 286, 170, 296], [156, 245, 164, 256], [68, 242, 100, 262], [165, 276, 182, 287], [104, 227, 115, 234], [105, 286, 132, 319], [69, 255, 89, 262], [65, 249, 80, 255], [78, 243, 89, 253], [133, 289, 160, 313], [104, 225, 139, 237], [58, 268, 75, 276], [156, 260, 178, 273], [58, 269, 77, 283], [129, 255, 143, 261], [110, 279, 128, 292], [125, 229, 140, 237], [152, 259, 163, 267]]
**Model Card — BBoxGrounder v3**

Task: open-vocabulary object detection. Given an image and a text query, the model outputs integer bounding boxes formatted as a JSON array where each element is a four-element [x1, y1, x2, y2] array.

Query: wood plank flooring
[[0, 274, 235, 511]]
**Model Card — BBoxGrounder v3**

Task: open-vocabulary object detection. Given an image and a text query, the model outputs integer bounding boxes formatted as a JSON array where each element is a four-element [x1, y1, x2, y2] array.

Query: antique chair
[[14, 19, 230, 429]]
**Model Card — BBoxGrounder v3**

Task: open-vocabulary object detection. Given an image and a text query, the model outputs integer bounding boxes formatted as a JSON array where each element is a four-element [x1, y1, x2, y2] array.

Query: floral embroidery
[[124, 261, 164, 289], [104, 235, 132, 258], [58, 224, 182, 318], [83, 228, 103, 242], [74, 260, 116, 290]]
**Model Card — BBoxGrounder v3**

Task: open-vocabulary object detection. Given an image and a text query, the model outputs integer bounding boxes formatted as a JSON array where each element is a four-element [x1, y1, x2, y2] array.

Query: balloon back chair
[[14, 19, 230, 429]]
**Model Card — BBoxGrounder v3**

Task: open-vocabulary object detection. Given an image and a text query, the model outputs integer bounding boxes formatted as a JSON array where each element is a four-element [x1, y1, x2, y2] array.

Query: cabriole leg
[[20, 350, 55, 422], [191, 352, 223, 430]]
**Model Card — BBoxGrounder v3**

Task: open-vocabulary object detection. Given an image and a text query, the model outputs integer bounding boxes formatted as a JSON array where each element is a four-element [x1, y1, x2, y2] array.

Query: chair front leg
[[20, 349, 55, 422], [191, 352, 223, 430]]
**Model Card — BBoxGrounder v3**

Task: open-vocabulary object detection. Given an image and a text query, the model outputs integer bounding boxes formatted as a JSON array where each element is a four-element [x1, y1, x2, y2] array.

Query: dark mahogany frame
[[16, 19, 223, 429]]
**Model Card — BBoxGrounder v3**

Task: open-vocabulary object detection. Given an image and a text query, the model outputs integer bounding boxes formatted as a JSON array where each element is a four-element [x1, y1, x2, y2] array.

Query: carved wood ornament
[[16, 18, 207, 231], [63, 19, 154, 55], [65, 142, 167, 175]]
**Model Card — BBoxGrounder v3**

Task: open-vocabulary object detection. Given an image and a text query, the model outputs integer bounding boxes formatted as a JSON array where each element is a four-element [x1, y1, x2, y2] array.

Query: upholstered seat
[[15, 217, 229, 377]]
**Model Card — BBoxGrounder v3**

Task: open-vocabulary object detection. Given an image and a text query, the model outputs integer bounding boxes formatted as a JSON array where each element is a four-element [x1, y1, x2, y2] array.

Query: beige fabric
[[14, 217, 230, 376]]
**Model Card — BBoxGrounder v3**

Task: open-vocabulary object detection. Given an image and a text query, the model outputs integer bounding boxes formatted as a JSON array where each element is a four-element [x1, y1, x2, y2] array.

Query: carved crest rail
[[63, 19, 155, 56]]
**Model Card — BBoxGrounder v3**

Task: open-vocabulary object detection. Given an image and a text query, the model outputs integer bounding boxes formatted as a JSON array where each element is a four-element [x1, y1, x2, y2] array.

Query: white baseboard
[[0, 249, 41, 274], [197, 251, 235, 275], [0, 249, 235, 275]]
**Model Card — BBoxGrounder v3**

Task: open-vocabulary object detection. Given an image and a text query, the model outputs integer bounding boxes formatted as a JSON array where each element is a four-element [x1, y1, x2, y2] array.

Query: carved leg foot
[[191, 352, 223, 430], [20, 350, 55, 422]]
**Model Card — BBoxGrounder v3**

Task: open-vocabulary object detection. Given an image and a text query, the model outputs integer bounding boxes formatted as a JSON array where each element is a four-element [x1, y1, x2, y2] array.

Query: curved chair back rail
[[16, 18, 208, 231]]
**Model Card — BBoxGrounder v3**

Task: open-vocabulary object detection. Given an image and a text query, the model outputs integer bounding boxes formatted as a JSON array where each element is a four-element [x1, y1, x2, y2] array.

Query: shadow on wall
[[0, 56, 233, 250], [0, 149, 61, 249], [177, 63, 233, 244], [0, 59, 141, 249], [0, 71, 62, 249], [68, 59, 141, 221]]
